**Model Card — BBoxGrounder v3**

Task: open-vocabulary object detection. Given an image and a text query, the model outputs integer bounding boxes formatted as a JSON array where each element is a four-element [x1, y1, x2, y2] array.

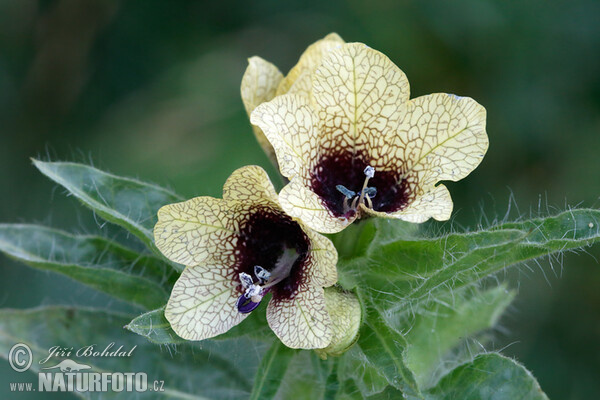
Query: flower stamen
[[357, 166, 375, 206], [336, 166, 377, 213], [236, 248, 299, 314]]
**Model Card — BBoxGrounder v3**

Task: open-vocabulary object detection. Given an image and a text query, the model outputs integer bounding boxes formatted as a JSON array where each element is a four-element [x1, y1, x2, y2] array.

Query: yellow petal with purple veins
[[312, 43, 410, 155], [241, 56, 284, 163], [394, 93, 488, 190], [285, 70, 313, 99], [267, 284, 332, 349], [279, 177, 352, 234], [154, 197, 238, 266], [251, 94, 318, 178], [276, 33, 344, 96], [222, 165, 279, 205], [165, 264, 246, 341], [304, 228, 338, 287], [363, 184, 453, 223]]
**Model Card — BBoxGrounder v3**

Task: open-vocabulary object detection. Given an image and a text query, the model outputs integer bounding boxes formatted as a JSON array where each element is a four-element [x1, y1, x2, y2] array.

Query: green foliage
[[0, 306, 266, 399], [404, 285, 515, 387], [124, 307, 184, 344], [32, 159, 183, 269], [0, 224, 172, 310], [339, 210, 600, 313], [2, 161, 598, 398], [425, 354, 549, 400], [249, 341, 296, 400], [354, 305, 422, 399]]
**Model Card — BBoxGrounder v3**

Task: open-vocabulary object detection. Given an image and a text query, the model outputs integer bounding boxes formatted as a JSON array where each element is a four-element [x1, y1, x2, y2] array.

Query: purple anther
[[236, 294, 261, 314]]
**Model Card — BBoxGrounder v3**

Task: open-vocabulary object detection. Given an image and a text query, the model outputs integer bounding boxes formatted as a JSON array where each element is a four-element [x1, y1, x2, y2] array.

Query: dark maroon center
[[233, 207, 310, 303], [309, 150, 411, 217]]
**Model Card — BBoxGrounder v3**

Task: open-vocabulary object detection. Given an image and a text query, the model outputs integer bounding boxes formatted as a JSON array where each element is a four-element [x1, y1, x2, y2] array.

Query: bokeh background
[[1, 0, 599, 398]]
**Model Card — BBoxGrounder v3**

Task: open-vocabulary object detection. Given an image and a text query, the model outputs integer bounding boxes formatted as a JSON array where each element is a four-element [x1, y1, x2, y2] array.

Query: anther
[[239, 272, 253, 289], [254, 265, 271, 284], [336, 185, 356, 199], [337, 167, 378, 213]]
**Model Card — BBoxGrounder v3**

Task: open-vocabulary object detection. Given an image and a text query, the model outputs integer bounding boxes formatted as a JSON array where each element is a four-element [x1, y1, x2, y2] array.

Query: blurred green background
[[1, 0, 599, 399]]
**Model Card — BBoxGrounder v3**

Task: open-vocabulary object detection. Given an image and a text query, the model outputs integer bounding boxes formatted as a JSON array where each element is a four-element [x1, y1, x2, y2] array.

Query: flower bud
[[315, 287, 361, 359]]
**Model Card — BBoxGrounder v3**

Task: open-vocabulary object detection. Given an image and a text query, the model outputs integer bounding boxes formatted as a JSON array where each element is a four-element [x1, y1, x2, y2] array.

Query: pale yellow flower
[[241, 33, 344, 165], [251, 43, 488, 233], [154, 166, 338, 349]]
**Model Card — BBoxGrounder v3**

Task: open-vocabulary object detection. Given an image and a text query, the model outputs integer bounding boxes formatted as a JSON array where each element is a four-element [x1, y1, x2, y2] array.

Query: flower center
[[234, 208, 309, 313], [336, 166, 378, 214], [310, 150, 412, 218], [236, 248, 299, 313]]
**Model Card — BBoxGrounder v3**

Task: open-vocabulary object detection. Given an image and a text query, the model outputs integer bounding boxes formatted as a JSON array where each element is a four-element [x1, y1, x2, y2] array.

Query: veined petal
[[276, 33, 344, 96], [394, 93, 488, 190], [279, 177, 353, 234], [251, 94, 318, 178], [241, 56, 284, 163], [154, 197, 239, 266], [222, 165, 278, 205], [165, 264, 246, 341], [241, 56, 283, 114], [285, 70, 312, 99], [312, 43, 410, 154], [267, 284, 332, 349], [362, 183, 453, 222], [304, 228, 338, 287]]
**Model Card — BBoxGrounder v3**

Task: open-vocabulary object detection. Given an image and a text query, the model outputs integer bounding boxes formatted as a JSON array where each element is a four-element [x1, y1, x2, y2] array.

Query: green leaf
[[249, 340, 296, 400], [124, 307, 184, 344], [0, 306, 267, 399], [339, 346, 390, 397], [425, 353, 549, 400], [404, 285, 516, 387], [33, 159, 183, 267], [343, 209, 600, 310], [0, 224, 171, 310], [356, 303, 423, 399]]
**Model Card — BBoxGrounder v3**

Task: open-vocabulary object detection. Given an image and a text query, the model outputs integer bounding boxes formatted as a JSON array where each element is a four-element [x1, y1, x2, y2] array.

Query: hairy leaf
[[425, 353, 548, 400], [0, 224, 171, 309], [356, 305, 423, 399], [0, 306, 267, 399], [125, 307, 183, 344], [341, 209, 600, 311], [403, 285, 515, 387], [33, 159, 183, 267], [249, 341, 296, 400]]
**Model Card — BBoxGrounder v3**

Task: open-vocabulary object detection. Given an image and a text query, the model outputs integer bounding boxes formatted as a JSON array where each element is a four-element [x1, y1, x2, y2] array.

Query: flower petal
[[241, 56, 284, 163], [222, 165, 278, 205], [165, 264, 246, 341], [312, 43, 410, 155], [276, 33, 344, 96], [394, 93, 488, 190], [304, 228, 338, 287], [279, 177, 353, 234], [251, 94, 318, 178], [154, 197, 238, 266], [362, 183, 453, 223], [267, 284, 332, 349]]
